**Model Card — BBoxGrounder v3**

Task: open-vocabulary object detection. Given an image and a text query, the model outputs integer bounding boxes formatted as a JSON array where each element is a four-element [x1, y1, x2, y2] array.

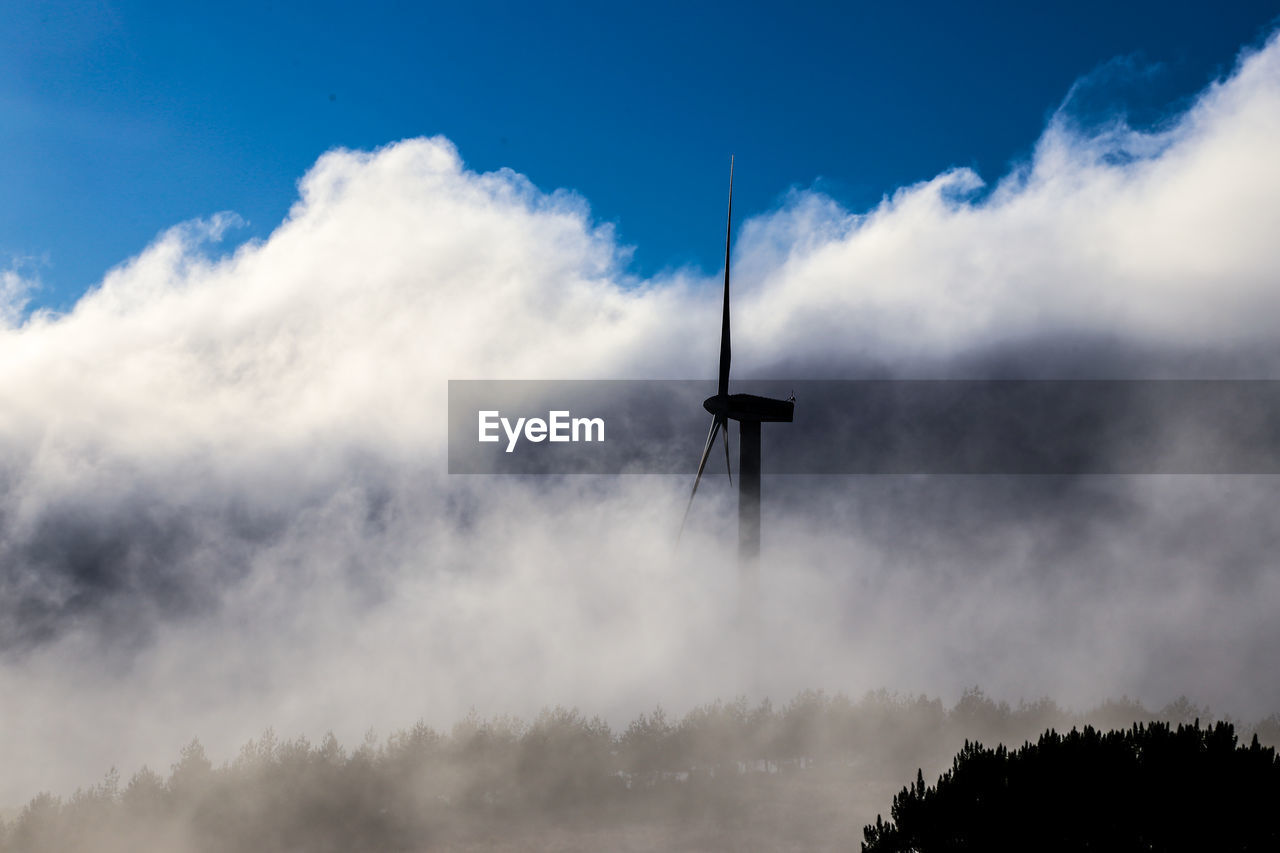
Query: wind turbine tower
[[680, 157, 794, 614]]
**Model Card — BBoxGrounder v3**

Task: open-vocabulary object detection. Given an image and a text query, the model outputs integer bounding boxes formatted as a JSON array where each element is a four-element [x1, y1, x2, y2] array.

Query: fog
[[2, 29, 1280, 824]]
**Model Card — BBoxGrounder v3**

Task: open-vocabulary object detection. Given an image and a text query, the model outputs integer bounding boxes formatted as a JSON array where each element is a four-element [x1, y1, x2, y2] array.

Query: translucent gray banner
[[447, 380, 1280, 475]]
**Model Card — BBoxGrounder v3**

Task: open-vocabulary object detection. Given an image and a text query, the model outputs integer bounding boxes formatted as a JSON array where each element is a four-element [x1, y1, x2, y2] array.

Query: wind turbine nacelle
[[703, 393, 795, 423]]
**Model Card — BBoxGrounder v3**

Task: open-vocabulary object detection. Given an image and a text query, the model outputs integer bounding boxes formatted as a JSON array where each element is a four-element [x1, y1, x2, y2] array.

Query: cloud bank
[[3, 32, 1280, 805]]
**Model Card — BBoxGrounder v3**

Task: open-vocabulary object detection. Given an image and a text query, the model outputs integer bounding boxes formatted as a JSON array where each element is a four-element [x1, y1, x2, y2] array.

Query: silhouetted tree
[[863, 720, 1280, 852]]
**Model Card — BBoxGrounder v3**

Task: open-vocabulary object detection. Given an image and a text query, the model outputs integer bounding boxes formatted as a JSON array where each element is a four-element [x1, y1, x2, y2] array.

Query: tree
[[122, 766, 167, 818], [516, 707, 615, 810], [9, 792, 62, 852], [863, 720, 1280, 852]]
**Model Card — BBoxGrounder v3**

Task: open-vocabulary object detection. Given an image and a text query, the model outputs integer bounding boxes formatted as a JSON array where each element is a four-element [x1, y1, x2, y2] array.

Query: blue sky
[[2, 0, 1278, 311]]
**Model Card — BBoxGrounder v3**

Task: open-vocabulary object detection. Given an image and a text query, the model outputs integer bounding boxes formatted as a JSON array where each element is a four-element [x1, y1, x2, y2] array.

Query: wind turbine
[[679, 157, 794, 610]]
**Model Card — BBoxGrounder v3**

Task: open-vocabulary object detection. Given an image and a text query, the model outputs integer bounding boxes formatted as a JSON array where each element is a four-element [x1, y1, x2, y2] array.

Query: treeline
[[3, 688, 1279, 852], [864, 720, 1280, 851]]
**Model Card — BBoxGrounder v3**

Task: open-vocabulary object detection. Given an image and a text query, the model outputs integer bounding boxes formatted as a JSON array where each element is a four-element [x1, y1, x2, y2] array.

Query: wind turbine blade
[[722, 415, 732, 486], [678, 415, 721, 541], [718, 156, 733, 398]]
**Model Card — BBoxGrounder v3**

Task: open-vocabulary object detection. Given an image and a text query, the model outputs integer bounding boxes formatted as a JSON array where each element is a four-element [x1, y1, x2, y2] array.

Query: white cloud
[[736, 33, 1280, 370], [0, 265, 38, 328]]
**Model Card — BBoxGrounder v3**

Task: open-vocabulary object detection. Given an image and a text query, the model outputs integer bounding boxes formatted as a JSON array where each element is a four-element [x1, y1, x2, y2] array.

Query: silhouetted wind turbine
[[679, 157, 794, 609]]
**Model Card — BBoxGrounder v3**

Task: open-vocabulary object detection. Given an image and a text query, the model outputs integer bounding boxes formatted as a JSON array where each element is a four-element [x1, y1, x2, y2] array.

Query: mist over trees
[[3, 688, 1277, 852]]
